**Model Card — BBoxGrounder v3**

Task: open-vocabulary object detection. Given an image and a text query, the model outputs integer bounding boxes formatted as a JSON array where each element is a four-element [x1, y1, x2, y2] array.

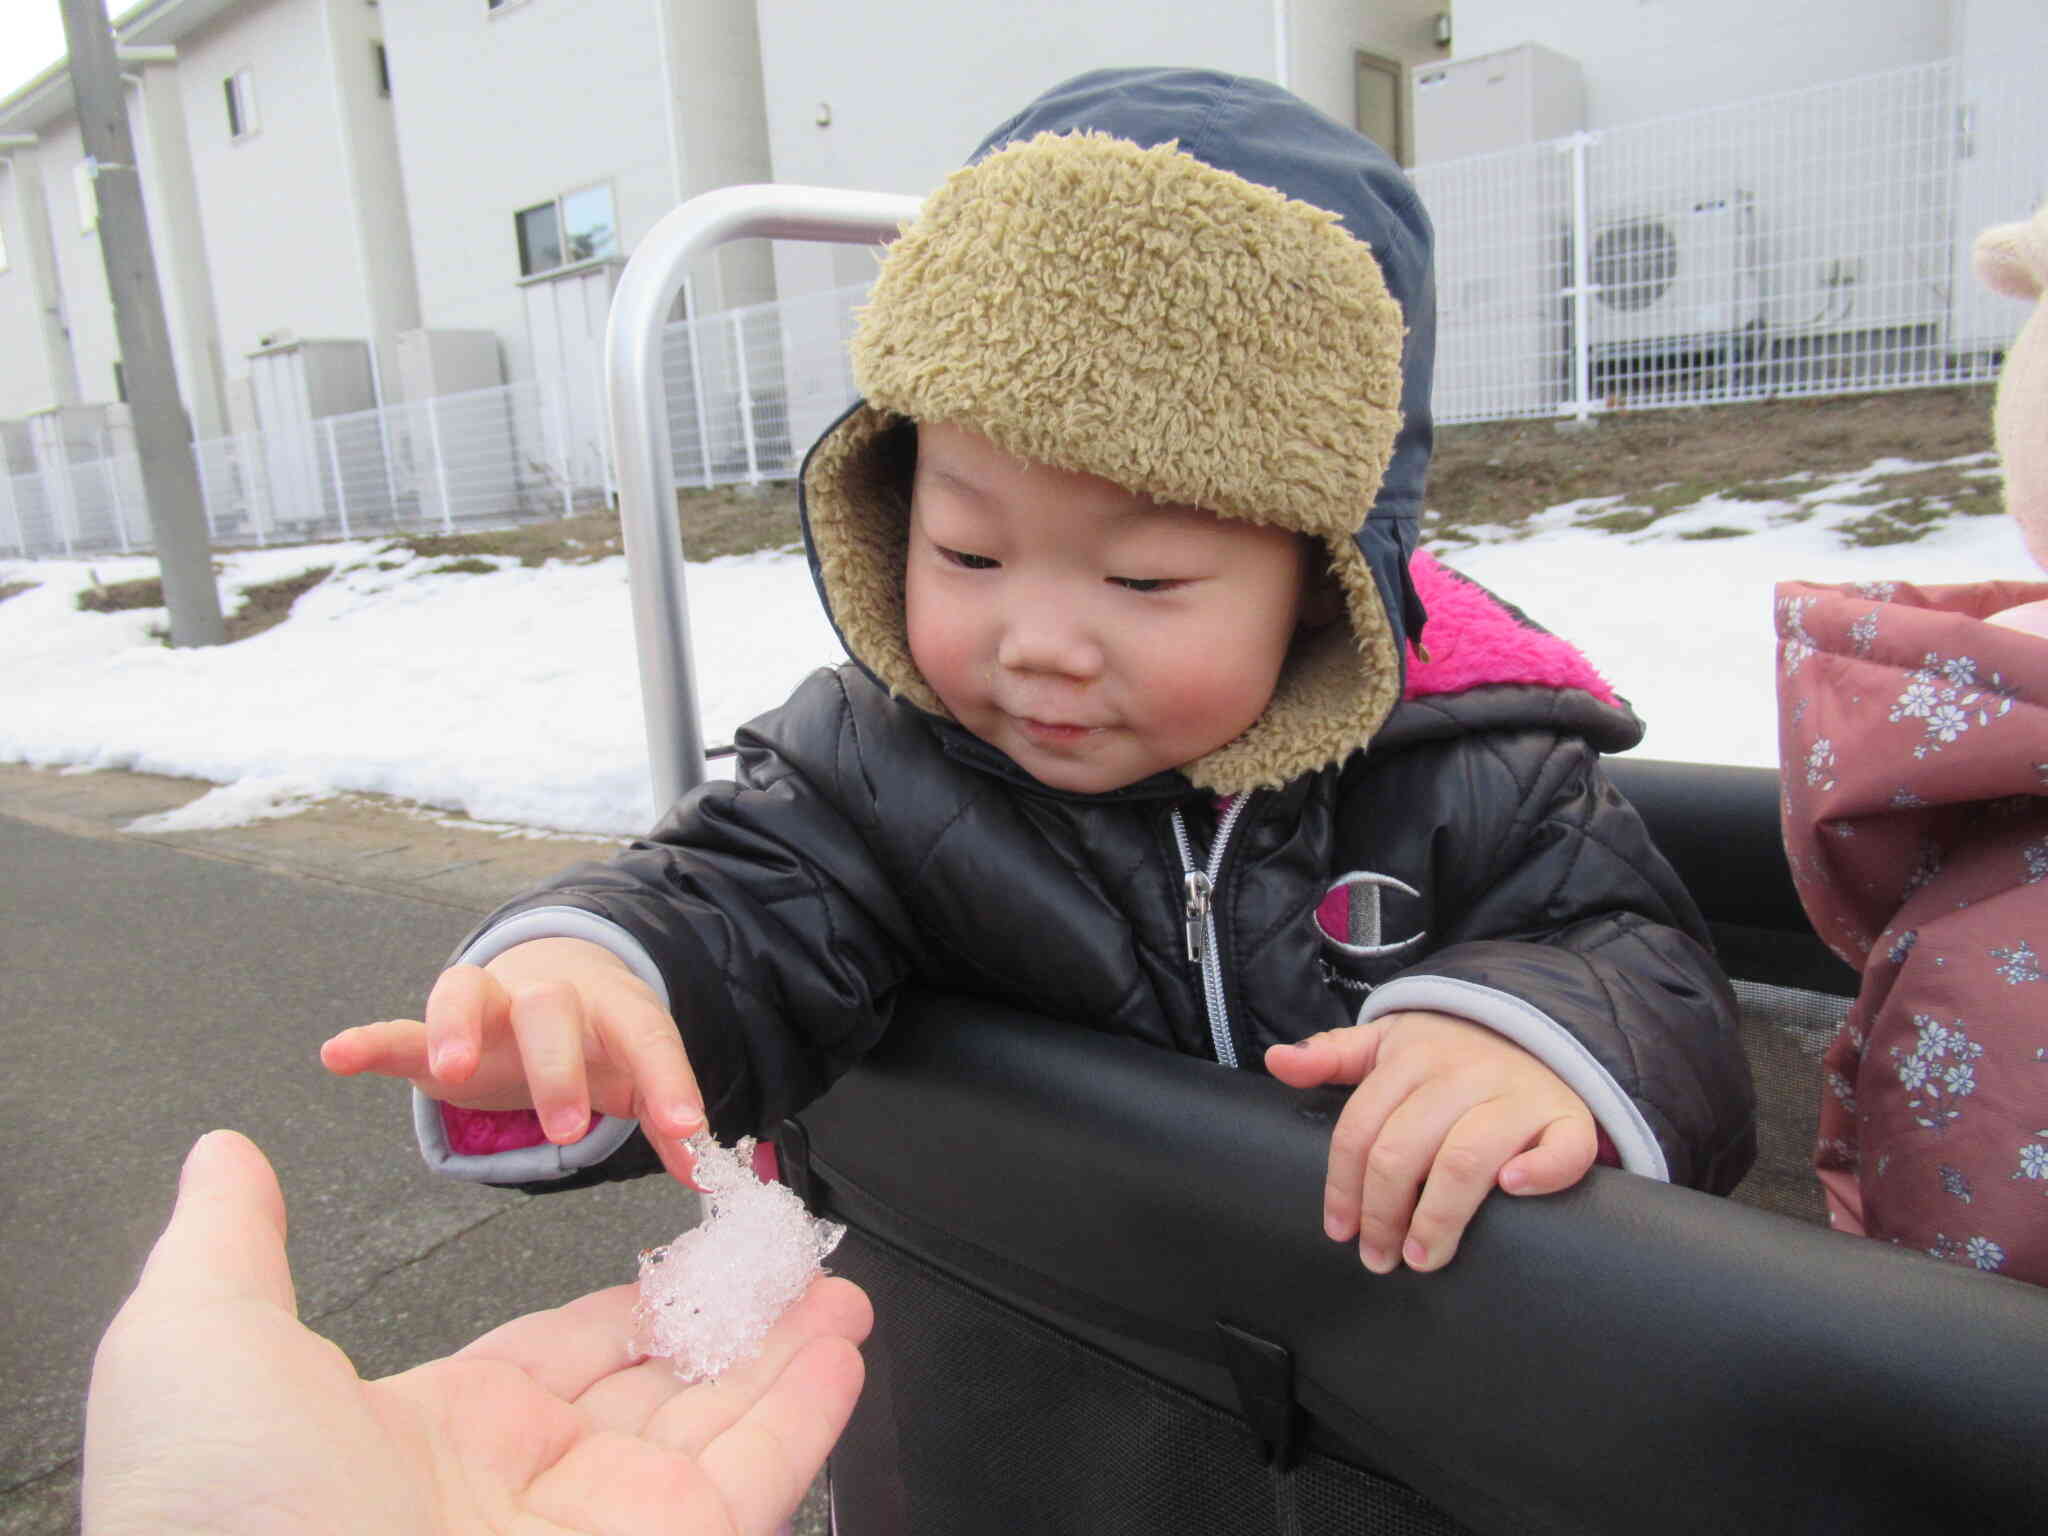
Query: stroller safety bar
[[605, 185, 922, 809]]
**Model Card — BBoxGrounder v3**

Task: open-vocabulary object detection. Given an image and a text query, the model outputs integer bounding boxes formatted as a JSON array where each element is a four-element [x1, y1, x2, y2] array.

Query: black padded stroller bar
[[793, 992, 2048, 1535], [1604, 756, 1858, 994]]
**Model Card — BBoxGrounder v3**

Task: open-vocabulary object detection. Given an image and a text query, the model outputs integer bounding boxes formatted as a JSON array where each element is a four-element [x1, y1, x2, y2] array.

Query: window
[[225, 68, 258, 140], [373, 43, 391, 97], [74, 160, 97, 233], [514, 184, 617, 277], [515, 201, 561, 276]]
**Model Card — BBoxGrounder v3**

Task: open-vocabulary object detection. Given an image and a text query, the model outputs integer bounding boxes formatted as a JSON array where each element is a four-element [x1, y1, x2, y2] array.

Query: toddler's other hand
[[1264, 1010, 1596, 1274], [320, 936, 704, 1184]]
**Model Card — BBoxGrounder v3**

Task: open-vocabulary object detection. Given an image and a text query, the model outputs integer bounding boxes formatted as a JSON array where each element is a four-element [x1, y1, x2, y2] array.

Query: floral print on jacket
[[1777, 577, 2048, 1285]]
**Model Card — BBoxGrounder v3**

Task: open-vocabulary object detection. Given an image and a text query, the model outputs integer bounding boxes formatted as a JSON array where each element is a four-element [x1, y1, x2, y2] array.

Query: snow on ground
[[1, 457, 2032, 836]]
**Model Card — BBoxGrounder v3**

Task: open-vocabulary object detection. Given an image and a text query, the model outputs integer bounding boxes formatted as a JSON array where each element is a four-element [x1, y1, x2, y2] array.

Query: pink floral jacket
[[1776, 577, 2048, 1284]]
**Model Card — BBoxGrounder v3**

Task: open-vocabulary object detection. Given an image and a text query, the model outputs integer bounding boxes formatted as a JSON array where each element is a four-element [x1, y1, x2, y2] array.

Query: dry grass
[[0, 580, 38, 604], [1424, 385, 1997, 544], [51, 389, 2008, 597], [370, 484, 802, 568], [224, 567, 333, 640], [76, 564, 333, 643]]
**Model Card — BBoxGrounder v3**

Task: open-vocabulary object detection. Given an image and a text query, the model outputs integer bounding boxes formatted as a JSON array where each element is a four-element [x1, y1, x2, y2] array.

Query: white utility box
[[396, 328, 506, 402], [1413, 43, 1586, 164]]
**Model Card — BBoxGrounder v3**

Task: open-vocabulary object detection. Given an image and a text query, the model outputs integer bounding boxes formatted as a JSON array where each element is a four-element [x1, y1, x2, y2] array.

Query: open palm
[[83, 1131, 869, 1536]]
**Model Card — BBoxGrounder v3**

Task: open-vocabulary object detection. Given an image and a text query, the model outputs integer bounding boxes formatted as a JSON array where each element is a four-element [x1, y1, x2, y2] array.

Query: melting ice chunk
[[633, 1132, 845, 1382]]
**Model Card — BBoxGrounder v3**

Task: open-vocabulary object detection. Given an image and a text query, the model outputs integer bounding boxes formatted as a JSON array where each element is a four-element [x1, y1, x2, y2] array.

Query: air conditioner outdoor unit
[[1585, 188, 1763, 360]]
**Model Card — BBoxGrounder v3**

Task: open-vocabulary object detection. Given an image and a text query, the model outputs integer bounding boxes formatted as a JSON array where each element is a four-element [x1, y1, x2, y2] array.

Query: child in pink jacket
[[1775, 204, 2048, 1282]]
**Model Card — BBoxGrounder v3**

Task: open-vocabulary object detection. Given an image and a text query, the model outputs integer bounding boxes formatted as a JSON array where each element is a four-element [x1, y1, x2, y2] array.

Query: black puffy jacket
[[427, 69, 1753, 1195], [477, 556, 1755, 1195]]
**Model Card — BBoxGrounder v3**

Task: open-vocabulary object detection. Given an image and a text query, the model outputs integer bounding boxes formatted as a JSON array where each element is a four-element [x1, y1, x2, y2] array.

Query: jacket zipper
[[1170, 795, 1249, 1069]]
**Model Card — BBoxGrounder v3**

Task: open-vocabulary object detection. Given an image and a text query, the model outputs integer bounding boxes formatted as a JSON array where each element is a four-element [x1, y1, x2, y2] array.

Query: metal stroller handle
[[605, 184, 923, 811]]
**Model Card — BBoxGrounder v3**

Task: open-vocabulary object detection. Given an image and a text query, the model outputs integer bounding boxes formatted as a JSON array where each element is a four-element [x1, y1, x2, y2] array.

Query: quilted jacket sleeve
[[463, 670, 920, 1158], [1361, 731, 1756, 1195]]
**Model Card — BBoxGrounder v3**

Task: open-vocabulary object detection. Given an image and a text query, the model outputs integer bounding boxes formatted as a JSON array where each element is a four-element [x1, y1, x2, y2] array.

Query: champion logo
[[1315, 870, 1428, 958]]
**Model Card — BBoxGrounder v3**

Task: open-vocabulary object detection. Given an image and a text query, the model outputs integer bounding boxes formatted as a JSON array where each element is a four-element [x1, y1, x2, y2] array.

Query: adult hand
[[83, 1129, 869, 1535]]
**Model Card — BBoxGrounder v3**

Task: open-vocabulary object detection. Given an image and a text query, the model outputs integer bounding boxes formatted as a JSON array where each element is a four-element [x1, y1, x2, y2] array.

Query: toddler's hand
[[320, 936, 705, 1184], [1264, 1010, 1596, 1274]]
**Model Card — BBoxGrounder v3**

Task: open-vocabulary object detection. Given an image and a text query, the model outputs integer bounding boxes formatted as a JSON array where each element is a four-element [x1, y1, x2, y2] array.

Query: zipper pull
[[1184, 870, 1212, 965]]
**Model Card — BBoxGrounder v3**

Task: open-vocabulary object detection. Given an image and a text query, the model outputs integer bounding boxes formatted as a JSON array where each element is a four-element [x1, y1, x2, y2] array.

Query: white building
[[0, 0, 418, 452], [374, 0, 777, 491], [1408, 0, 2046, 420], [753, 1, 1448, 305], [4, 0, 2043, 532]]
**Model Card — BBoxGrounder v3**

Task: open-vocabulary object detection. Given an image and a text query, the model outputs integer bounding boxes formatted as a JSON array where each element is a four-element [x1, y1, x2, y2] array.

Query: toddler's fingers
[[1400, 1103, 1554, 1273], [649, 1131, 702, 1190], [319, 1017, 429, 1078], [597, 989, 706, 1141], [423, 964, 506, 1084], [1264, 1020, 1384, 1089], [1498, 1114, 1600, 1197], [508, 981, 594, 1144], [1343, 1081, 1477, 1273], [1317, 1052, 1424, 1255]]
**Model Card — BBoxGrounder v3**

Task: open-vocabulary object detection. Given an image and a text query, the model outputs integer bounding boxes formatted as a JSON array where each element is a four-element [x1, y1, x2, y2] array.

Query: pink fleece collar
[[1401, 549, 1620, 706]]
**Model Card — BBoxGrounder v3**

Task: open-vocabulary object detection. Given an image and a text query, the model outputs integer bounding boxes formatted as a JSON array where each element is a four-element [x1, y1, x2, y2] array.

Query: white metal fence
[[4, 59, 2039, 562], [1415, 59, 2039, 423], [1, 283, 870, 560]]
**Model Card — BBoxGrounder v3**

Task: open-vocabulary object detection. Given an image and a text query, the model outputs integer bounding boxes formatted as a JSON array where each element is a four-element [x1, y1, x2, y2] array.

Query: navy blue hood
[[967, 67, 1437, 659]]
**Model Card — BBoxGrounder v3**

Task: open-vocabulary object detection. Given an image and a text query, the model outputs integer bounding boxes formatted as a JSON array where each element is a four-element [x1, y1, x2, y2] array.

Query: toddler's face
[[905, 422, 1314, 794]]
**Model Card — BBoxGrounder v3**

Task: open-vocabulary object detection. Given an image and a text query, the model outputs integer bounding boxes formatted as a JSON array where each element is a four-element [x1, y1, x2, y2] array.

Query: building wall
[[0, 146, 77, 421], [171, 0, 391, 401], [1285, 0, 1445, 161], [1449, 0, 1955, 127], [1951, 0, 2048, 347], [35, 115, 123, 411], [754, 0, 1282, 301], [316, 0, 423, 406], [127, 59, 230, 437], [381, 0, 683, 385]]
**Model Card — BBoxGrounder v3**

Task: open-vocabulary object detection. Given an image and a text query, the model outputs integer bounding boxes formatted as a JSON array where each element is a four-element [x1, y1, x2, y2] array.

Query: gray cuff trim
[[454, 905, 672, 1010], [411, 906, 670, 1184], [412, 1089, 642, 1184], [1358, 975, 1670, 1182]]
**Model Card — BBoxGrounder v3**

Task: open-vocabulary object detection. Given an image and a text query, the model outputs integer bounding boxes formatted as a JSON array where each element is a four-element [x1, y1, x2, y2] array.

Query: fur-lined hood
[[798, 67, 1436, 796]]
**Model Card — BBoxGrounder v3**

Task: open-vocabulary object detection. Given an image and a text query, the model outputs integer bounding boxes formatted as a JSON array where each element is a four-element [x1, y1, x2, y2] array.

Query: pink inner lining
[[1403, 549, 1620, 706], [442, 1104, 591, 1156]]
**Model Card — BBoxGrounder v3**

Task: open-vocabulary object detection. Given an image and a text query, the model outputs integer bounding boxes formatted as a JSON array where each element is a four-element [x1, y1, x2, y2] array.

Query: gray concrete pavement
[[0, 766, 698, 1534]]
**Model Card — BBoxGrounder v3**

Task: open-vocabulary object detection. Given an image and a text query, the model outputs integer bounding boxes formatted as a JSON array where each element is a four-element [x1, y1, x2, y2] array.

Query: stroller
[[608, 188, 2048, 1535]]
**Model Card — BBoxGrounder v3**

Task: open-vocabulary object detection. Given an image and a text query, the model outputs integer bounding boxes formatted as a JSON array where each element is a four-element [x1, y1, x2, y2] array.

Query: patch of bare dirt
[[1425, 386, 1997, 542]]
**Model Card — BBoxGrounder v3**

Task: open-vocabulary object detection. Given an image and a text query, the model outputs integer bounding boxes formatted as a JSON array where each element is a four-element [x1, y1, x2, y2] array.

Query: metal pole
[[606, 183, 920, 808], [684, 291, 715, 490], [0, 467, 22, 556], [325, 417, 351, 540], [57, 0, 223, 642], [244, 432, 269, 547], [1566, 131, 1596, 422], [190, 439, 218, 539], [100, 417, 131, 553], [549, 373, 574, 518], [425, 394, 455, 534], [56, 449, 76, 557], [733, 309, 759, 485]]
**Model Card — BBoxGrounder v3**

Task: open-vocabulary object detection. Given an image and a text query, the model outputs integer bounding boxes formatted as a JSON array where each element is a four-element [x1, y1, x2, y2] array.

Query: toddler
[[326, 68, 1755, 1274], [1777, 203, 2048, 1282]]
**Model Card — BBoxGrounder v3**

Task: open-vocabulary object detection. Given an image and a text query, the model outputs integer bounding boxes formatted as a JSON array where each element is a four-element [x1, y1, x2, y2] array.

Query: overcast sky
[[4, 2, 77, 104]]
